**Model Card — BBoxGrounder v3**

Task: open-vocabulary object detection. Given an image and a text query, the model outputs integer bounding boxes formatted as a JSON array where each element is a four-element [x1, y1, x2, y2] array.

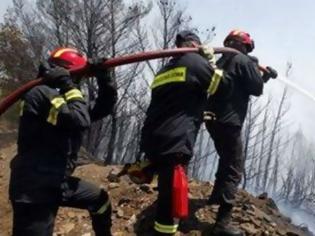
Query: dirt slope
[[0, 133, 313, 236]]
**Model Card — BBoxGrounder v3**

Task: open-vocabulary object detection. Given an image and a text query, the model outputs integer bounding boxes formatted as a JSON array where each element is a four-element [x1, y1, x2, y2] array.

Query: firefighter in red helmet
[[205, 30, 277, 235], [9, 47, 117, 236]]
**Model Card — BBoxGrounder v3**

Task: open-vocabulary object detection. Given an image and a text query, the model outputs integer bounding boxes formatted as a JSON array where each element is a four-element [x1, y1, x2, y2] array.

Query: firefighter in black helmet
[[140, 30, 233, 235], [205, 30, 277, 236], [9, 48, 117, 236]]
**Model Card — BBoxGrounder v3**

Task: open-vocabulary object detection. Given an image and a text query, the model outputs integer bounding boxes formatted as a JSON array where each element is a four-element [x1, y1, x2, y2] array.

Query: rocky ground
[[0, 126, 313, 236]]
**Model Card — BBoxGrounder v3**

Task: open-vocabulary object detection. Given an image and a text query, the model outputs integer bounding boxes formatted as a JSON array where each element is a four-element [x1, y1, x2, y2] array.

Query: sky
[[0, 0, 12, 21], [1, 0, 315, 140]]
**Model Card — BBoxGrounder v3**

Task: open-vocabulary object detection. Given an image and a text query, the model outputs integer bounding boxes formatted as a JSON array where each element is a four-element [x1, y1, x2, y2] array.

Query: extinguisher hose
[[0, 47, 267, 116]]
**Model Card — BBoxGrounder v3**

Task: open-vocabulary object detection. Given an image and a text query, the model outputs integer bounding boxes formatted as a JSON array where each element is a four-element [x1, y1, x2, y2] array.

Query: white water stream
[[276, 76, 315, 103], [273, 76, 315, 233]]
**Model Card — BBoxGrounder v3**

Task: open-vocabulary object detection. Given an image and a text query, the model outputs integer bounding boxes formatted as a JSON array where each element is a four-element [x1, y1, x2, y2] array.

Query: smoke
[[246, 186, 315, 235], [277, 201, 315, 234]]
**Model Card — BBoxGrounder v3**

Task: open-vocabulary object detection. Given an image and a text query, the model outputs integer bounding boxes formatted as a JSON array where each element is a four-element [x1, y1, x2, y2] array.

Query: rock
[[210, 205, 219, 212], [270, 222, 277, 228], [139, 184, 154, 194], [240, 223, 259, 234], [258, 192, 268, 200], [187, 230, 201, 236], [286, 232, 300, 236], [242, 203, 252, 211], [113, 232, 125, 236], [234, 207, 242, 212], [81, 233, 91, 236], [247, 209, 256, 216], [263, 213, 272, 223], [118, 197, 131, 206], [249, 216, 261, 227], [266, 198, 279, 210], [67, 211, 76, 218], [117, 208, 124, 218], [262, 231, 270, 236], [62, 223, 75, 234], [107, 171, 121, 183], [108, 182, 120, 190], [242, 216, 251, 222], [127, 214, 137, 225], [282, 215, 292, 223], [277, 228, 287, 236], [255, 210, 264, 220], [1, 145, 313, 236], [124, 224, 134, 233]]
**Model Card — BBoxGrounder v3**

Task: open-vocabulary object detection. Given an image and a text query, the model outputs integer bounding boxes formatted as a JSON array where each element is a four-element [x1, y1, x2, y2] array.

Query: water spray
[[276, 76, 315, 103]]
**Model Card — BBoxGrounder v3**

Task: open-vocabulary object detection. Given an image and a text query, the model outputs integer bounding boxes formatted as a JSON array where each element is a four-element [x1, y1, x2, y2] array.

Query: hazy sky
[[0, 0, 12, 20], [1, 0, 315, 140]]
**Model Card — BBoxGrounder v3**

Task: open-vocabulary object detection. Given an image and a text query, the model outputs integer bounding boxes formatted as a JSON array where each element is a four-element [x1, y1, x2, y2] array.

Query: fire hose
[[0, 47, 269, 116]]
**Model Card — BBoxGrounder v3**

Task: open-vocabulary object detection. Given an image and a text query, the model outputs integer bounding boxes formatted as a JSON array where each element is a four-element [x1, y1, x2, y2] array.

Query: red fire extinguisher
[[172, 164, 189, 218]]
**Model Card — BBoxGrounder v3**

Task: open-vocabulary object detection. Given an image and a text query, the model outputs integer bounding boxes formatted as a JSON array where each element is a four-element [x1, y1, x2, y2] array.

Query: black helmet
[[175, 30, 201, 47]]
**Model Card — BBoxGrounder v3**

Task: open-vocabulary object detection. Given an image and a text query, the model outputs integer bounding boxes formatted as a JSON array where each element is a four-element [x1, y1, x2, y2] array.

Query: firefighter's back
[[141, 52, 212, 157]]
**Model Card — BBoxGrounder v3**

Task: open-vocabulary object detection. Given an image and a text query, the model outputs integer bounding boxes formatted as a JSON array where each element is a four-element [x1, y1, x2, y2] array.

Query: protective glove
[[199, 45, 216, 68], [122, 159, 155, 184], [37, 62, 49, 78], [262, 66, 278, 82], [88, 57, 113, 88], [38, 63, 74, 92]]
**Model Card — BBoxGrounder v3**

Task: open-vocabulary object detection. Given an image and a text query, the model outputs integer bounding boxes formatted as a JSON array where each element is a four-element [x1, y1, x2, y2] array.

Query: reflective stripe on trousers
[[154, 221, 178, 234]]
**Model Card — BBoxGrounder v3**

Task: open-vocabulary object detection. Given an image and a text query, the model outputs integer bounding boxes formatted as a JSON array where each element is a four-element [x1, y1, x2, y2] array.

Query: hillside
[[0, 130, 313, 236]]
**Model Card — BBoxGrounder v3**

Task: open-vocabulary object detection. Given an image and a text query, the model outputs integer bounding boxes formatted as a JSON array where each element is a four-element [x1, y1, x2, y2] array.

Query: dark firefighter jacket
[[140, 52, 232, 158], [9, 77, 117, 203], [207, 53, 264, 127]]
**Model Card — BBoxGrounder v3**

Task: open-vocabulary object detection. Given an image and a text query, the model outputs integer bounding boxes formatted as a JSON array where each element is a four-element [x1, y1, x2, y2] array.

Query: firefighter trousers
[[206, 122, 244, 207], [11, 176, 112, 236], [148, 154, 190, 235]]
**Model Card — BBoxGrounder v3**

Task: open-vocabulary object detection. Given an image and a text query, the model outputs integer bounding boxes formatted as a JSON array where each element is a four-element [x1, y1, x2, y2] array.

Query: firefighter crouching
[[9, 48, 117, 236], [139, 30, 233, 235], [205, 30, 277, 235]]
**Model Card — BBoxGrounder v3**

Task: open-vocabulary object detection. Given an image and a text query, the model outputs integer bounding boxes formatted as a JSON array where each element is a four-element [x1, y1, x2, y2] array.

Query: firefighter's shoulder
[[180, 52, 208, 64], [233, 53, 253, 65], [23, 84, 58, 102]]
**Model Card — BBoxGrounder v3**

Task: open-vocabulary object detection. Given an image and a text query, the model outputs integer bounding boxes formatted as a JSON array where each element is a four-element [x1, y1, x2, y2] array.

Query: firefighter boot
[[212, 205, 244, 236], [207, 193, 220, 205], [90, 190, 112, 236], [207, 182, 220, 205]]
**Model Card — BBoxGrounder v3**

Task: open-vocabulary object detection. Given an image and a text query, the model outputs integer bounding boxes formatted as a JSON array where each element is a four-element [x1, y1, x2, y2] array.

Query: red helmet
[[224, 30, 255, 52], [48, 47, 87, 70]]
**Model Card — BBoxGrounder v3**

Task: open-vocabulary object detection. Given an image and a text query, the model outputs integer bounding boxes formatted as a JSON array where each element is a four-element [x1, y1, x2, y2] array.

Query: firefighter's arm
[[262, 66, 278, 82], [25, 64, 90, 130], [248, 56, 278, 82], [20, 86, 50, 119], [88, 58, 118, 121], [44, 68, 91, 129], [239, 57, 264, 96], [191, 53, 233, 96], [46, 87, 91, 130]]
